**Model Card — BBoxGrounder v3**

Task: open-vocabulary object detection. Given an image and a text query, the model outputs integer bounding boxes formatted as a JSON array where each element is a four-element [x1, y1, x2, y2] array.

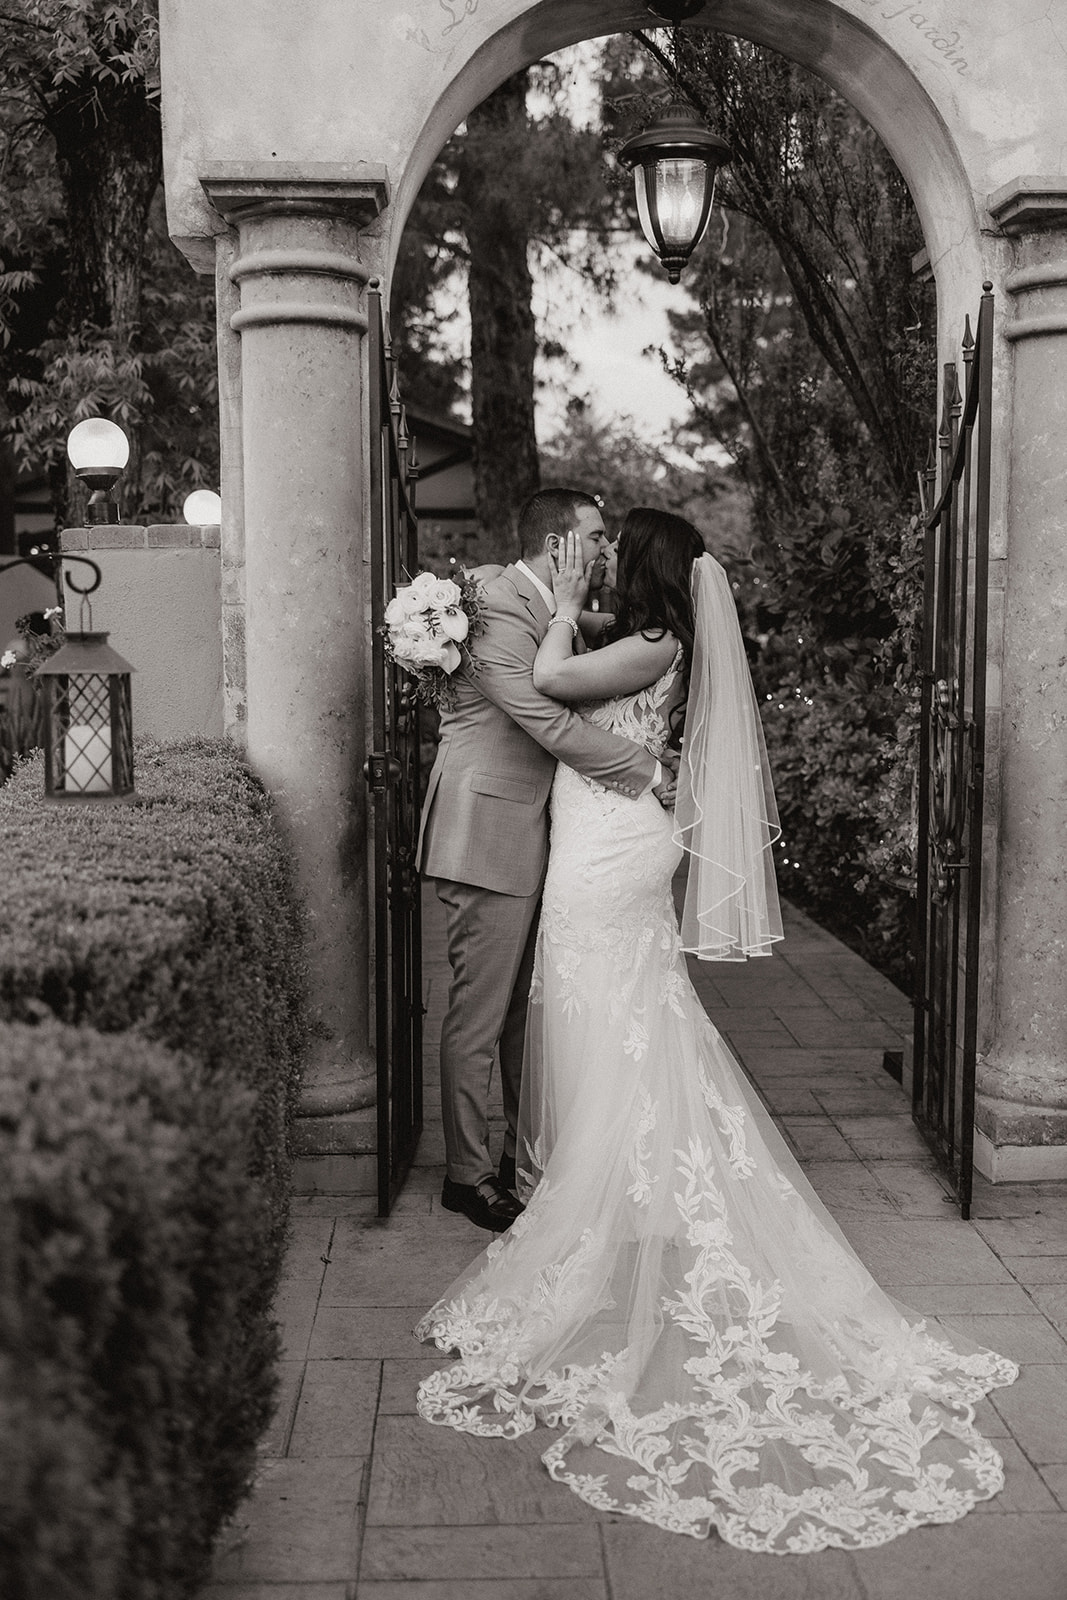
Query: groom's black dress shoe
[[442, 1174, 524, 1233], [498, 1151, 517, 1194]]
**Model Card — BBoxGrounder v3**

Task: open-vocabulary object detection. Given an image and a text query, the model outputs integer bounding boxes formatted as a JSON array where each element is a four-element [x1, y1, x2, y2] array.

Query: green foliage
[[0, 734, 309, 1596], [0, 1019, 271, 1600], [0, 605, 62, 783], [539, 403, 751, 556], [6, 209, 220, 521], [0, 2, 218, 524], [0, 0, 160, 91], [749, 479, 924, 989]]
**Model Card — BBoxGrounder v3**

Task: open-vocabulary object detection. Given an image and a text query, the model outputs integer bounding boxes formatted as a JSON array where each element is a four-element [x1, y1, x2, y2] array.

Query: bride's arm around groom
[[416, 488, 669, 1234]]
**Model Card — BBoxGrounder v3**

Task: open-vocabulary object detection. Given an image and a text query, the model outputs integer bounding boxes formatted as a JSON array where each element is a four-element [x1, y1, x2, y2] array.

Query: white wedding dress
[[416, 656, 1018, 1554]]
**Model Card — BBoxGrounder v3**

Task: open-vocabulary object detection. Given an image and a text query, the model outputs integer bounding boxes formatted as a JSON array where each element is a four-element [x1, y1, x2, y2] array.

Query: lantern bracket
[[0, 551, 103, 633], [62, 555, 103, 598], [644, 0, 706, 20], [0, 552, 101, 593]]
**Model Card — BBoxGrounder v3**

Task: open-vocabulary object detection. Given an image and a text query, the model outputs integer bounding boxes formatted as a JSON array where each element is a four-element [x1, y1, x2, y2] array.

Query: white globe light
[[183, 489, 222, 524], [66, 417, 130, 473]]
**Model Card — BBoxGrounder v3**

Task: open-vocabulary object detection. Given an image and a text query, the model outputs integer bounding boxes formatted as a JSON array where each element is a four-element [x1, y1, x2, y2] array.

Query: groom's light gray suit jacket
[[418, 563, 657, 897]]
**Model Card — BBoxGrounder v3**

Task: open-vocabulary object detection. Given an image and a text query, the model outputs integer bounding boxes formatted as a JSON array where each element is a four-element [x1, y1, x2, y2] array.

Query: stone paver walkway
[[202, 890, 1067, 1600]]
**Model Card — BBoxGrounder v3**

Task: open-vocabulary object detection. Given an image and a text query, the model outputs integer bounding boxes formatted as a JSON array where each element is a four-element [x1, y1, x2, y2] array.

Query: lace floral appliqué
[[416, 654, 1018, 1553]]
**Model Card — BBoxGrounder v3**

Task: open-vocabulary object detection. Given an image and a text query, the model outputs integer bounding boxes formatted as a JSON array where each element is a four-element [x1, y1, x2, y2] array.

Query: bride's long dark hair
[[607, 507, 706, 745]]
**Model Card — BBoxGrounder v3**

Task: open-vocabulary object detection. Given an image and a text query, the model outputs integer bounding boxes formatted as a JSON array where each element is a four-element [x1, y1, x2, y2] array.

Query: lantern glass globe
[[635, 158, 713, 256], [182, 489, 222, 525], [66, 418, 130, 473]]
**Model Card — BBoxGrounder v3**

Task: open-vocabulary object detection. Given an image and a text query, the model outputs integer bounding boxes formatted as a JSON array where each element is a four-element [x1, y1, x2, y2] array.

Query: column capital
[[204, 165, 387, 337], [986, 188, 1067, 343], [988, 175, 1067, 234], [201, 161, 390, 228]]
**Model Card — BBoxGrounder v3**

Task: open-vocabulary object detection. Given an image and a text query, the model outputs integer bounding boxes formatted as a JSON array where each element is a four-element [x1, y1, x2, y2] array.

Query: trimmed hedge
[[0, 738, 309, 1599], [0, 1022, 272, 1599], [0, 738, 307, 1246]]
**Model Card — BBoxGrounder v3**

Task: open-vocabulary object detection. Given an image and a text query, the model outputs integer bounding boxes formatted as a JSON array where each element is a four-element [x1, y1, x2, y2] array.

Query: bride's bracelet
[[548, 615, 579, 640]]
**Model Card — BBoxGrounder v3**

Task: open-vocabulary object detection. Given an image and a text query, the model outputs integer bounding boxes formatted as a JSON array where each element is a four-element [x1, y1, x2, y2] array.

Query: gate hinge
[[363, 752, 401, 791]]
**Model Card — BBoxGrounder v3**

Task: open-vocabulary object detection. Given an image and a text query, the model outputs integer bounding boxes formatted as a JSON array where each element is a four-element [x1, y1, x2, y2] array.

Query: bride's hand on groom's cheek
[[550, 532, 591, 611]]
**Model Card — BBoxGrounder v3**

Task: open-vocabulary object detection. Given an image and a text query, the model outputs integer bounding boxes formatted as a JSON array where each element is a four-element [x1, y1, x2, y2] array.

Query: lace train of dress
[[416, 664, 1017, 1553]]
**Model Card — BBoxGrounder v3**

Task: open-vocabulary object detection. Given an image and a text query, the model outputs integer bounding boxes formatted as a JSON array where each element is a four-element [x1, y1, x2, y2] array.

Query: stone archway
[[158, 0, 1067, 1186], [390, 1, 985, 341]]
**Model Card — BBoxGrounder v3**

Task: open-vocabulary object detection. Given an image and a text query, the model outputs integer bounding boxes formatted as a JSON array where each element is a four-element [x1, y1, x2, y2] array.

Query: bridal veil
[[674, 552, 783, 960]]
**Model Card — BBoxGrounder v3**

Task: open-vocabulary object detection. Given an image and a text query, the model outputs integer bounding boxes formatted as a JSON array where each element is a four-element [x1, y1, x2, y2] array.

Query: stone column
[[975, 182, 1067, 1181], [202, 165, 388, 1188]]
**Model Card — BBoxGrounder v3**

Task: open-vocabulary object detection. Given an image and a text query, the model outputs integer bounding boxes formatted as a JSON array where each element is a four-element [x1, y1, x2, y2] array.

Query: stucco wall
[[60, 526, 224, 743], [159, 0, 1067, 280]]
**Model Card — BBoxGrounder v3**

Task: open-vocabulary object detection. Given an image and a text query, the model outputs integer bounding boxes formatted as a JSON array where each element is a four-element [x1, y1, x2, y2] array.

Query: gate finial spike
[[962, 314, 975, 361]]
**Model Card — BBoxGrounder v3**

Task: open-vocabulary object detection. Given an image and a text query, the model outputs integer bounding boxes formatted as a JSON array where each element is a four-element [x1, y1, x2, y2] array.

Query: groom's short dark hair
[[517, 488, 600, 557]]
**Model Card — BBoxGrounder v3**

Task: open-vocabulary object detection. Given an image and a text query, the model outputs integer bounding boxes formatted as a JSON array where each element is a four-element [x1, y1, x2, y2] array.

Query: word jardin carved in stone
[[857, 1, 970, 76]]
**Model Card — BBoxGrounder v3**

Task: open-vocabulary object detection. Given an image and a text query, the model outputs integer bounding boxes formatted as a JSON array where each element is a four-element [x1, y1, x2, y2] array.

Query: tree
[[539, 399, 749, 558], [392, 49, 628, 558], [0, 1, 218, 530], [462, 71, 541, 549]]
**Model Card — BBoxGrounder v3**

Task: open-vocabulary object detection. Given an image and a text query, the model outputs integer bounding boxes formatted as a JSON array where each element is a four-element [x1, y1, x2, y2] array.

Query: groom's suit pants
[[433, 877, 541, 1186]]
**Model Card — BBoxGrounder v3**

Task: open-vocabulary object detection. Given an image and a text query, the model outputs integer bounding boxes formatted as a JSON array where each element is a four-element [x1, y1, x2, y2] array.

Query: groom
[[417, 487, 675, 1231]]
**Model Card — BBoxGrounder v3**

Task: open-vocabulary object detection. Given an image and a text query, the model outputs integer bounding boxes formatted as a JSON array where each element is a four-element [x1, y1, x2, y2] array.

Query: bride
[[416, 507, 1017, 1554]]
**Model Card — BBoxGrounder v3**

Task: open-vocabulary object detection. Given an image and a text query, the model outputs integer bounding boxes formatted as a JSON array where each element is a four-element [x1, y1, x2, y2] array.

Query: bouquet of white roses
[[382, 568, 485, 710]]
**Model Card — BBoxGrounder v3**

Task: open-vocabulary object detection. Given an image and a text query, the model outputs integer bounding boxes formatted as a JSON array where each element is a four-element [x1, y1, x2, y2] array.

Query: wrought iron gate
[[913, 285, 994, 1219], [366, 285, 424, 1216]]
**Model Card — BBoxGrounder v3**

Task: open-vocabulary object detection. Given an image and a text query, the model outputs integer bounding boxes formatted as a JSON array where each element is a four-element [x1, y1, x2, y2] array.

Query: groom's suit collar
[[509, 560, 556, 625]]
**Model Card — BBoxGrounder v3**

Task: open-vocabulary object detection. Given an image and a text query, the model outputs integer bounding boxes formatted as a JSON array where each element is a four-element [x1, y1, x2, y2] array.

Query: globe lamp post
[[182, 488, 222, 524], [618, 99, 731, 284], [66, 417, 130, 525]]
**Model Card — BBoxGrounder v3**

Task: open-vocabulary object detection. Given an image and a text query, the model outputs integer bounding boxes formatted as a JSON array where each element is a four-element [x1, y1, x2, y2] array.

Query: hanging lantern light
[[618, 99, 731, 283], [35, 560, 135, 803], [66, 417, 130, 525]]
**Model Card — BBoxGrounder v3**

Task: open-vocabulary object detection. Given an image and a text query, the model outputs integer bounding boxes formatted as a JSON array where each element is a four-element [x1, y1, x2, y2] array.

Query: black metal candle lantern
[[36, 562, 135, 802]]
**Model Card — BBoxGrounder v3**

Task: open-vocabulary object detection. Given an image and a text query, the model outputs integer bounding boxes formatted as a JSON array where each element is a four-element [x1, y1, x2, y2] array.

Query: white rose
[[384, 595, 409, 627], [408, 570, 440, 598], [389, 618, 429, 664], [395, 615, 432, 645], [427, 577, 462, 609], [390, 638, 417, 667], [402, 634, 461, 673], [435, 606, 469, 642]]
